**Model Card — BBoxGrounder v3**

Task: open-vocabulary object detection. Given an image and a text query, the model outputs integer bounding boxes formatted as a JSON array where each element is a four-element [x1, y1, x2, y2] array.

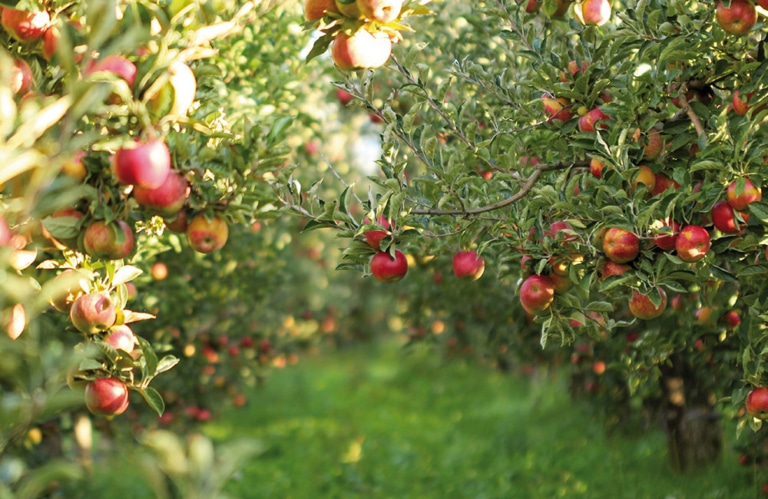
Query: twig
[[677, 86, 705, 138]]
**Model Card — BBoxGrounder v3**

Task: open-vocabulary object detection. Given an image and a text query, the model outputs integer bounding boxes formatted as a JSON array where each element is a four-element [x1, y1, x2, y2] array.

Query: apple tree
[[294, 0, 768, 470]]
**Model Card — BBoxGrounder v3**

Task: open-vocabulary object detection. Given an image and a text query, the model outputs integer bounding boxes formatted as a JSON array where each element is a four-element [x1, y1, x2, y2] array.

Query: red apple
[[642, 128, 664, 160], [83, 220, 135, 260], [1, 8, 49, 43], [651, 172, 679, 196], [357, 0, 403, 23], [331, 29, 392, 70], [599, 259, 632, 279], [716, 0, 757, 36], [85, 378, 130, 416], [105, 324, 137, 353], [542, 95, 574, 122], [371, 250, 408, 282], [41, 24, 60, 61], [519, 274, 555, 315], [590, 158, 605, 179], [364, 216, 391, 250], [560, 60, 588, 81], [675, 225, 710, 262], [164, 210, 189, 233], [186, 214, 229, 253], [578, 107, 610, 132], [629, 287, 667, 320], [304, 0, 340, 21], [727, 178, 762, 211], [758, 0, 768, 8], [10, 58, 33, 95], [632, 165, 656, 193], [723, 310, 741, 328], [70, 293, 117, 335], [0, 216, 10, 246], [453, 251, 485, 280], [133, 169, 188, 217], [732, 90, 751, 116], [602, 227, 640, 264], [544, 220, 577, 244], [574, 0, 611, 26], [711, 200, 748, 234], [652, 219, 680, 251], [746, 386, 768, 418], [85, 54, 137, 87], [592, 360, 606, 375], [520, 0, 542, 13], [113, 139, 171, 189], [151, 262, 169, 280], [336, 88, 354, 105]]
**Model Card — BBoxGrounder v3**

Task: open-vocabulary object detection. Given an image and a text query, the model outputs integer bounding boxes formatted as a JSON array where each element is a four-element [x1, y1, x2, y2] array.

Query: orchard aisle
[[203, 342, 751, 499]]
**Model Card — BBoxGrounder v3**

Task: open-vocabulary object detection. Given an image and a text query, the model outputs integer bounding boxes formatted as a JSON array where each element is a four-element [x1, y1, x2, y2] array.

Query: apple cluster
[[520, 0, 612, 27]]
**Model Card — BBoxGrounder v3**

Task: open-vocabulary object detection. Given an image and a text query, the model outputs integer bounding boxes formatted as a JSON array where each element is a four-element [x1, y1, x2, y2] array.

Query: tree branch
[[677, 86, 705, 138]]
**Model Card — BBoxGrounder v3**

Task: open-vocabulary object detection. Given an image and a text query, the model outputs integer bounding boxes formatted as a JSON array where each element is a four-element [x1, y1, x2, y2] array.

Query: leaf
[[113, 266, 143, 286], [137, 336, 159, 379], [122, 310, 156, 323], [305, 32, 334, 63], [155, 355, 180, 375], [138, 386, 165, 416]]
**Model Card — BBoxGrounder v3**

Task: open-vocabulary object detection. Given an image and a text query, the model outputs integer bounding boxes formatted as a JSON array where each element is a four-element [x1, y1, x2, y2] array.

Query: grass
[[83, 340, 759, 498]]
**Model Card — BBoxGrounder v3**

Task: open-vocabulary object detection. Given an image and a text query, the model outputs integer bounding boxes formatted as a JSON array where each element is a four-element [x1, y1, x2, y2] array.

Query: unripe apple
[[304, 0, 340, 21], [602, 227, 640, 264], [370, 250, 408, 282], [70, 293, 117, 335], [113, 139, 171, 189], [675, 225, 710, 262], [83, 220, 135, 260], [48, 268, 86, 312], [1, 8, 50, 43], [519, 275, 555, 315], [356, 0, 403, 23], [335, 0, 361, 18], [746, 386, 768, 418], [85, 378, 130, 416], [331, 29, 392, 70], [10, 58, 33, 95], [60, 150, 88, 181], [711, 200, 748, 234], [628, 287, 667, 320], [105, 324, 137, 353], [452, 251, 485, 280], [133, 170, 188, 217], [574, 0, 611, 26], [716, 0, 757, 36], [187, 214, 229, 253], [727, 178, 761, 211]]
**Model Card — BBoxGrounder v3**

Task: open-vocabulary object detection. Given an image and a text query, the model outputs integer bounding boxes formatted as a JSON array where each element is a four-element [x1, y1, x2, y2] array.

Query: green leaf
[[138, 386, 165, 416]]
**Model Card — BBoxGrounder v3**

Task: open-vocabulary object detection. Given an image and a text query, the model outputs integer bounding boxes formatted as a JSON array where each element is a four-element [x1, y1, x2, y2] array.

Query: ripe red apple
[[85, 378, 130, 416], [578, 107, 609, 132], [675, 225, 710, 262], [758, 0, 768, 8], [336, 88, 354, 105], [186, 214, 229, 253], [304, 0, 340, 21], [70, 293, 117, 335], [592, 360, 606, 375], [519, 274, 555, 315], [652, 219, 680, 251], [651, 172, 679, 196], [83, 220, 135, 260], [133, 169, 188, 217], [1, 8, 50, 43], [164, 210, 189, 233], [542, 95, 574, 122], [371, 250, 408, 282], [357, 0, 403, 23], [85, 54, 137, 87], [727, 178, 762, 211], [716, 0, 757, 36], [746, 386, 768, 418], [732, 90, 751, 116], [363, 216, 391, 250], [453, 251, 485, 280], [711, 200, 748, 234], [559, 60, 588, 81], [599, 259, 632, 279], [544, 220, 577, 244], [105, 324, 137, 353], [113, 139, 171, 189], [520, 0, 542, 13], [10, 58, 33, 95], [642, 128, 664, 160], [590, 158, 605, 179], [574, 0, 611, 26], [0, 216, 10, 247], [151, 262, 169, 280], [331, 29, 392, 70], [629, 287, 667, 320], [41, 24, 59, 62], [602, 227, 640, 264]]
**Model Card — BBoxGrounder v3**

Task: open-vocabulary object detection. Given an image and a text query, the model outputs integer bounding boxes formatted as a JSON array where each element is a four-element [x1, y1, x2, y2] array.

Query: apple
[[61, 150, 87, 181], [357, 0, 403, 23], [453, 251, 485, 280], [113, 139, 171, 189], [578, 107, 609, 132], [675, 225, 710, 262], [147, 61, 197, 119], [164, 210, 189, 233], [602, 227, 640, 264], [695, 306, 712, 324], [10, 58, 33, 95], [304, 0, 340, 21], [651, 172, 679, 196], [85, 54, 137, 88], [590, 158, 605, 179], [746, 386, 768, 418], [759, 0, 768, 8], [370, 249, 408, 282], [521, 0, 542, 13], [628, 287, 667, 320], [711, 200, 748, 234], [335, 0, 361, 18], [732, 90, 751, 116], [592, 360, 606, 375], [0, 216, 11, 246], [85, 378, 130, 416], [727, 178, 762, 211], [651, 219, 680, 251], [542, 95, 574, 122], [48, 269, 85, 312], [336, 88, 354, 105], [716, 0, 757, 36], [331, 29, 392, 70], [632, 165, 656, 193], [642, 128, 664, 160], [560, 60, 588, 81], [151, 262, 169, 280], [519, 275, 555, 315], [83, 220, 135, 260], [186, 214, 229, 253], [599, 259, 631, 279], [1, 8, 50, 43], [70, 293, 117, 335], [105, 324, 137, 353], [364, 218, 391, 250], [133, 169, 188, 217], [574, 0, 611, 26], [723, 310, 741, 328], [41, 24, 59, 62]]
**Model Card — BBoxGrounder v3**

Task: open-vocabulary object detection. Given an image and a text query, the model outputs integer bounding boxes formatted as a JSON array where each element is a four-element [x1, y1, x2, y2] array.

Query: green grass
[[202, 341, 755, 499]]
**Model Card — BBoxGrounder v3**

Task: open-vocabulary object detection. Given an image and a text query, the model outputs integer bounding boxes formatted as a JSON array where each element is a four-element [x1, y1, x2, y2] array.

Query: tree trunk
[[659, 353, 722, 471]]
